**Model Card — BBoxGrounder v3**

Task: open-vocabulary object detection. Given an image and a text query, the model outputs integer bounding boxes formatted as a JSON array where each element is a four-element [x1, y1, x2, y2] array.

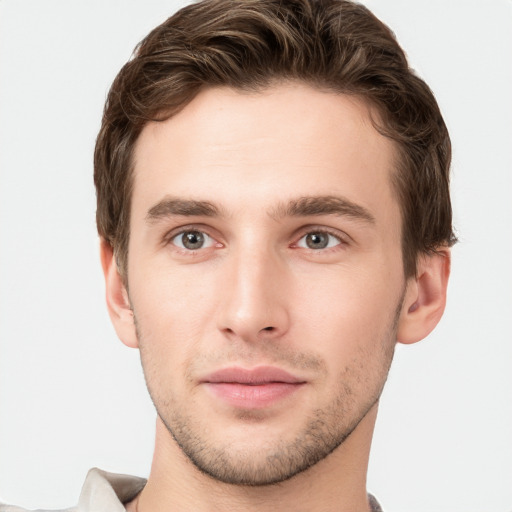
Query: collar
[[77, 468, 146, 512], [76, 468, 383, 512]]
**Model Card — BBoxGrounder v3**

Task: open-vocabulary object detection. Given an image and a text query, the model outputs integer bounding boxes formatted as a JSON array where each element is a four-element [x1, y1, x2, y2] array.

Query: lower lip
[[205, 382, 304, 409]]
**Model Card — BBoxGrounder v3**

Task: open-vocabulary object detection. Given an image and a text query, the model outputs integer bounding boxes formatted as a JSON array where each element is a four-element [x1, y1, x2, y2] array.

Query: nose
[[217, 246, 290, 343]]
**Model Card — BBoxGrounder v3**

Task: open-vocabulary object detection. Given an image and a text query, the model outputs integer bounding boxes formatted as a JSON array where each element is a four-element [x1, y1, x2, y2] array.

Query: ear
[[100, 239, 139, 348], [397, 248, 451, 344]]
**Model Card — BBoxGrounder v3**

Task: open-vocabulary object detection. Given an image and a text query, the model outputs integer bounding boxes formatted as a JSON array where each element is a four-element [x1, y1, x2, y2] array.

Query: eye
[[171, 230, 215, 250], [296, 231, 342, 250]]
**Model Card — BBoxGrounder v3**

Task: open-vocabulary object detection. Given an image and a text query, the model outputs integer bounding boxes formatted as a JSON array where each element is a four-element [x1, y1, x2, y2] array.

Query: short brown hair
[[94, 0, 456, 279]]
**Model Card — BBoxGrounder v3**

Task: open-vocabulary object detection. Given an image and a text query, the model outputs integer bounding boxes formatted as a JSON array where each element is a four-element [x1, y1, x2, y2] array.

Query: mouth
[[201, 366, 306, 409]]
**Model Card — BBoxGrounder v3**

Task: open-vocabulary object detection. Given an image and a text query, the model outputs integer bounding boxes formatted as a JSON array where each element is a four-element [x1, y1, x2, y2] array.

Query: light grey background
[[1, 1, 511, 511]]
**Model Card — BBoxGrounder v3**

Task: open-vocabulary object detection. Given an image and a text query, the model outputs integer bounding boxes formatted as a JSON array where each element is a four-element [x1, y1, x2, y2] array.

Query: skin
[[102, 82, 450, 512]]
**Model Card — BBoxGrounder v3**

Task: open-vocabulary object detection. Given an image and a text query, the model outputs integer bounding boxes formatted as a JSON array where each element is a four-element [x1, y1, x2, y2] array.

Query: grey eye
[[297, 231, 341, 250], [305, 233, 328, 249], [172, 230, 213, 250]]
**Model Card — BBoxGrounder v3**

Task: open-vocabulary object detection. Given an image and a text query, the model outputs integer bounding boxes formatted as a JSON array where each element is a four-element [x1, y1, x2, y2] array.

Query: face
[[127, 83, 406, 485]]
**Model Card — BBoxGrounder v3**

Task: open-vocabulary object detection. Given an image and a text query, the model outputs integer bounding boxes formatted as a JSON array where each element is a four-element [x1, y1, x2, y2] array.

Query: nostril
[[262, 326, 274, 331]]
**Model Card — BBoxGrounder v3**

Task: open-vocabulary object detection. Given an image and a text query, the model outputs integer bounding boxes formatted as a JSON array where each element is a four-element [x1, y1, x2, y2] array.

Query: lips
[[202, 366, 306, 409], [204, 366, 305, 385]]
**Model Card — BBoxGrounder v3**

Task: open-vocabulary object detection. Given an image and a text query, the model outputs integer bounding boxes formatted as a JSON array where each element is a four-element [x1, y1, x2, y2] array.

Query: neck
[[135, 404, 378, 512]]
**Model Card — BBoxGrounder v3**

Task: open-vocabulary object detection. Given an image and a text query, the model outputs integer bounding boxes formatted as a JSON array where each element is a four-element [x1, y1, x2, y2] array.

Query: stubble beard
[[156, 378, 383, 486], [135, 296, 402, 487]]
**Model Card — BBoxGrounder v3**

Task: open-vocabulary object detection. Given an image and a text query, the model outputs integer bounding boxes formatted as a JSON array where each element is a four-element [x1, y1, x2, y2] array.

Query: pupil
[[183, 231, 204, 249], [306, 233, 328, 249]]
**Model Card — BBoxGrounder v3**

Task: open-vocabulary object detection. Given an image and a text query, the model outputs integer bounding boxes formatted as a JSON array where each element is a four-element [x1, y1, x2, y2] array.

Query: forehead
[[131, 83, 399, 224]]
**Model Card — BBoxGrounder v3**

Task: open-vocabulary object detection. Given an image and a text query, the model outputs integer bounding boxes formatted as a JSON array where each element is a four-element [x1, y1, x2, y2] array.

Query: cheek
[[298, 260, 401, 318], [292, 261, 403, 356], [130, 251, 217, 318], [129, 262, 219, 376], [303, 274, 400, 401]]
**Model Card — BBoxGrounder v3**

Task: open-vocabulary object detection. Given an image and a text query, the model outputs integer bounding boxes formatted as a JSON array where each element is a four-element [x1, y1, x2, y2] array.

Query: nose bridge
[[218, 238, 289, 341]]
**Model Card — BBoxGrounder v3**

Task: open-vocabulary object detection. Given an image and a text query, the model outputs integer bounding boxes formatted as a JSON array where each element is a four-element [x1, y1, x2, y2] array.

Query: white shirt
[[0, 468, 146, 512]]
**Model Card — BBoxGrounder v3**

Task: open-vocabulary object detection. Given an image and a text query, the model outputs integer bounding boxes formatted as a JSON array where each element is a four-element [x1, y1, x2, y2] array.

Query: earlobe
[[100, 239, 139, 348], [397, 249, 451, 345]]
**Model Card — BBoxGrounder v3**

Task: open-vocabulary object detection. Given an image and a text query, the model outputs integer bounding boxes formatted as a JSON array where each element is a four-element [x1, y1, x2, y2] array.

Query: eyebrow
[[146, 197, 221, 222], [145, 195, 375, 224], [272, 195, 376, 224]]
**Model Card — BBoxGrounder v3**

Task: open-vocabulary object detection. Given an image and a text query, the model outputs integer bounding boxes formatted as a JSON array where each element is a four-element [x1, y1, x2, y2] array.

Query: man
[[1, 0, 455, 510]]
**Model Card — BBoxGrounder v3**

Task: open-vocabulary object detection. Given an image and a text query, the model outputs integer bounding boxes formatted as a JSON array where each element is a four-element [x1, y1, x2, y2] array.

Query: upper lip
[[202, 366, 305, 385]]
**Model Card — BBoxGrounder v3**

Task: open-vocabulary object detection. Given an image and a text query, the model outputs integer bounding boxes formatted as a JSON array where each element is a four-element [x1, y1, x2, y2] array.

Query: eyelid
[[163, 224, 223, 249], [291, 226, 351, 250], [161, 223, 350, 253], [171, 231, 215, 250]]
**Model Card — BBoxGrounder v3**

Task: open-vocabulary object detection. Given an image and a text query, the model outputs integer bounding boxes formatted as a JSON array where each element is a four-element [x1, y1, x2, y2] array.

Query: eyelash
[[292, 228, 347, 252], [164, 226, 349, 254], [166, 225, 221, 254]]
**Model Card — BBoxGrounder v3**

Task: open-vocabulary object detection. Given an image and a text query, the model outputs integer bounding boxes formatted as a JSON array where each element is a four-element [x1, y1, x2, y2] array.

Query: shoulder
[[0, 467, 145, 512], [369, 494, 384, 512]]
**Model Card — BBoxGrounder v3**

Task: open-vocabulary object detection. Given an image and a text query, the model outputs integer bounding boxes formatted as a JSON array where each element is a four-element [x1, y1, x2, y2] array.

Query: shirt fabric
[[0, 469, 145, 512], [0, 467, 383, 511]]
